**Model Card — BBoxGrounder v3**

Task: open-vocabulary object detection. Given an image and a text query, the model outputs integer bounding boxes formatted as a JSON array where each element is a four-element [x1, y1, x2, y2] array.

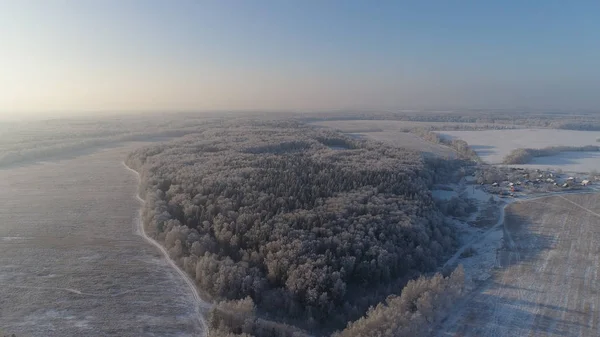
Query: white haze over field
[[0, 113, 223, 168]]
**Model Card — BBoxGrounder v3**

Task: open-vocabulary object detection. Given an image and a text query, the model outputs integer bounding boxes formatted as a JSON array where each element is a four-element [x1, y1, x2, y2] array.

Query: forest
[[410, 128, 480, 161], [125, 119, 468, 336], [299, 110, 600, 130], [502, 145, 600, 164]]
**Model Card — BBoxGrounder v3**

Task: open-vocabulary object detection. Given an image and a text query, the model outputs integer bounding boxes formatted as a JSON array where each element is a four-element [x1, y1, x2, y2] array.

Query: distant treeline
[[554, 122, 600, 131], [409, 124, 516, 131], [300, 111, 600, 131], [502, 145, 600, 164], [410, 128, 481, 162], [126, 120, 468, 336]]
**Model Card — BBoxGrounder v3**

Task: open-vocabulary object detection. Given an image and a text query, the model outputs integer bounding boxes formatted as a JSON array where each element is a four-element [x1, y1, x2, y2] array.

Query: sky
[[1, 0, 600, 118]]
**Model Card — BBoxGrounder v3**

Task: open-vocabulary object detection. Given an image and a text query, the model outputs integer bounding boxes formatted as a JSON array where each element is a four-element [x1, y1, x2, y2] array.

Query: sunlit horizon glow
[[2, 0, 600, 118]]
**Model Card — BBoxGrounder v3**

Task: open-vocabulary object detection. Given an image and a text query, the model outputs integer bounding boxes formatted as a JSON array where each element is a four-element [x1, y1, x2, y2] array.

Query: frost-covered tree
[[126, 120, 463, 333]]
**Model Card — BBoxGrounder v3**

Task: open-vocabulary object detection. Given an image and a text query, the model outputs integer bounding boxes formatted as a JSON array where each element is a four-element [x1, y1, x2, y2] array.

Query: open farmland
[[438, 129, 600, 171], [0, 144, 205, 337], [311, 120, 458, 157], [437, 193, 600, 337]]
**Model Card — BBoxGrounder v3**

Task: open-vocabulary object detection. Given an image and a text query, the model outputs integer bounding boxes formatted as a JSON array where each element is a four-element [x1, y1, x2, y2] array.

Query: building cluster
[[481, 168, 594, 197]]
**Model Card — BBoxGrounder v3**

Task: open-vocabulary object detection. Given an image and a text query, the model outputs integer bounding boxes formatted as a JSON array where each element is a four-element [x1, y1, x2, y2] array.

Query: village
[[474, 165, 596, 198]]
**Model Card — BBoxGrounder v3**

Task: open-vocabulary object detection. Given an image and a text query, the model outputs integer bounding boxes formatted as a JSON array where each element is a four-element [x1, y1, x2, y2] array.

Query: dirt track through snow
[[123, 162, 212, 330], [436, 193, 600, 337]]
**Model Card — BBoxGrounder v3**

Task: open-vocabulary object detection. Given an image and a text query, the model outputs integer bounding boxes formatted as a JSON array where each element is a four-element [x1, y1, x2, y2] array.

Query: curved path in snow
[[123, 162, 211, 335]]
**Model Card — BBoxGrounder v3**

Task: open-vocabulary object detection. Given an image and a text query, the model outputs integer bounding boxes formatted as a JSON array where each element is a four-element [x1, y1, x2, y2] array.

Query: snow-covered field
[[438, 129, 600, 171], [437, 193, 600, 337], [0, 144, 205, 337]]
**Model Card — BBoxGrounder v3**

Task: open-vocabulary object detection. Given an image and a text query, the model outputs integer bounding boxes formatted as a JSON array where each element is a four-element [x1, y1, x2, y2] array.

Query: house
[[582, 180, 591, 186], [562, 183, 569, 188], [492, 182, 499, 187]]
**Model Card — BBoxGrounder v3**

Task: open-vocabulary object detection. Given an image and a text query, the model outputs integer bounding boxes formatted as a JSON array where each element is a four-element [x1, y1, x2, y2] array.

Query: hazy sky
[[1, 1, 600, 117]]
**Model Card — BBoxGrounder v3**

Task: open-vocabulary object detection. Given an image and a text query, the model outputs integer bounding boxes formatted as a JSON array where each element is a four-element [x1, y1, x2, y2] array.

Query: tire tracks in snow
[[4, 280, 172, 297], [556, 194, 600, 219]]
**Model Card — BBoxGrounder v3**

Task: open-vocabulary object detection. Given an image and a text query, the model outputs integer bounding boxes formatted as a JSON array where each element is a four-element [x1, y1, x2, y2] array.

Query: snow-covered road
[[123, 162, 212, 334]]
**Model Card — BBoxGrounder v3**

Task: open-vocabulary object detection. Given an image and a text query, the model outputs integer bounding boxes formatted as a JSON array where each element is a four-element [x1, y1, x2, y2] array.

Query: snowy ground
[[436, 181, 505, 286], [445, 214, 504, 287], [437, 129, 600, 172], [0, 144, 206, 337], [437, 193, 600, 337], [453, 221, 505, 286]]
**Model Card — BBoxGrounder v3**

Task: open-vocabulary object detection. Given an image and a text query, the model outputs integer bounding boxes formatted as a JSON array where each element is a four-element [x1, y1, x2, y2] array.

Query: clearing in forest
[[311, 120, 457, 158]]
